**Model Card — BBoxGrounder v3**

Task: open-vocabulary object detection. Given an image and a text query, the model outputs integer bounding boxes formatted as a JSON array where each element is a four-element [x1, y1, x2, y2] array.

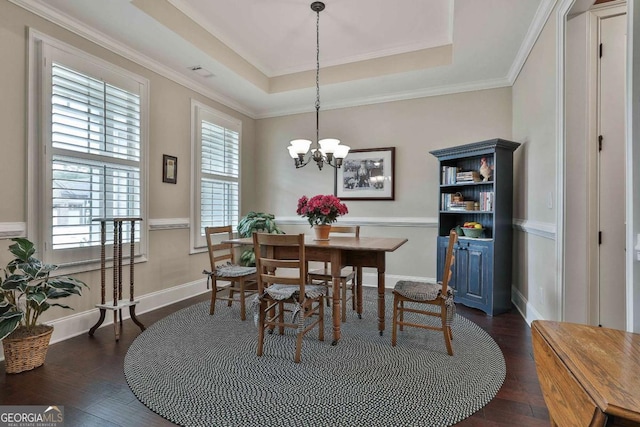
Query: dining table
[[224, 235, 408, 345]]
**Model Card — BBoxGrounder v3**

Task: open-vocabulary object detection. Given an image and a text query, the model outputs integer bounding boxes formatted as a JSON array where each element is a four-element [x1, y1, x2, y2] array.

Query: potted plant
[[296, 194, 349, 240], [237, 212, 284, 266], [0, 238, 87, 373]]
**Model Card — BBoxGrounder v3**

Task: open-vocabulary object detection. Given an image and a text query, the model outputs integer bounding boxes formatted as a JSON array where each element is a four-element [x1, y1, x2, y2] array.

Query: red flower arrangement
[[297, 194, 348, 226]]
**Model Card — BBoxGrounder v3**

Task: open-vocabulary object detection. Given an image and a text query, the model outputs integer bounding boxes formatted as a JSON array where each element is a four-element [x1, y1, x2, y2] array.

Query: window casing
[[191, 101, 241, 250], [29, 32, 148, 267]]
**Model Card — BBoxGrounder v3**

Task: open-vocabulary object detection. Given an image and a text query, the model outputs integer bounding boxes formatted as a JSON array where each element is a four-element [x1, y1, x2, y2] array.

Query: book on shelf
[[441, 166, 460, 185], [479, 191, 494, 211], [455, 171, 481, 182]]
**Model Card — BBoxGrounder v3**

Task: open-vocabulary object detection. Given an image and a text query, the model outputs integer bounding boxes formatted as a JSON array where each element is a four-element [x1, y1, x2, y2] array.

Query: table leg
[[356, 266, 363, 318], [129, 306, 145, 332], [88, 308, 106, 336], [377, 252, 386, 336], [114, 310, 120, 341], [331, 249, 342, 345]]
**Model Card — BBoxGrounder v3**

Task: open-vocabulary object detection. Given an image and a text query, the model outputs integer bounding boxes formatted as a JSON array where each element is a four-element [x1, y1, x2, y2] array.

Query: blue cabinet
[[432, 139, 520, 316], [438, 237, 500, 313]]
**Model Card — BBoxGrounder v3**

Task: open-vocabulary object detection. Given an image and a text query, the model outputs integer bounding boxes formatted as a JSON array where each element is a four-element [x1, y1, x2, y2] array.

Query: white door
[[598, 12, 626, 329]]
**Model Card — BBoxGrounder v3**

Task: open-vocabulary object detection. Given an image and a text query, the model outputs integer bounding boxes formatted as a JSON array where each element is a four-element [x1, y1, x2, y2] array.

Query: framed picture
[[334, 147, 395, 200], [162, 154, 177, 184]]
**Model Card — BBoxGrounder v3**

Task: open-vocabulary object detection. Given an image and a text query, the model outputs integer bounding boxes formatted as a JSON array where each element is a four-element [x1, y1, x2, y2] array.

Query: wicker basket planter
[[3, 326, 53, 374]]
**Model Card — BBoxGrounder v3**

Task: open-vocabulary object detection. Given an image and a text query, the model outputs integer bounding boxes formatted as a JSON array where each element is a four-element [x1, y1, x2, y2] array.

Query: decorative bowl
[[462, 227, 483, 238]]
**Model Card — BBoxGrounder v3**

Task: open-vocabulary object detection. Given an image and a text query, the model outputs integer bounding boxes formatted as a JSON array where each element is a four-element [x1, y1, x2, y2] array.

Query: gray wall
[[0, 1, 257, 320], [255, 89, 512, 281]]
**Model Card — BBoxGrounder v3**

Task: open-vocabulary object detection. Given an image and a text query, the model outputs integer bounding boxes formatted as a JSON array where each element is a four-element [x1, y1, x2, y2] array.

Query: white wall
[[564, 11, 590, 323], [512, 3, 560, 322]]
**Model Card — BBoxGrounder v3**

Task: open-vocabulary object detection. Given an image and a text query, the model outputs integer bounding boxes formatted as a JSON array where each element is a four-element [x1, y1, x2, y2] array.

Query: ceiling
[[13, 0, 552, 119]]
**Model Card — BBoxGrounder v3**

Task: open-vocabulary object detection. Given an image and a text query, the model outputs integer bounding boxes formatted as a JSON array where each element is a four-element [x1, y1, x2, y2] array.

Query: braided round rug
[[124, 288, 505, 427]]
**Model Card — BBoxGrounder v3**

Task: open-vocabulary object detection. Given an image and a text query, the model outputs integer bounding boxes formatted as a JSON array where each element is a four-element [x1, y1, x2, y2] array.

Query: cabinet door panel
[[464, 244, 490, 306]]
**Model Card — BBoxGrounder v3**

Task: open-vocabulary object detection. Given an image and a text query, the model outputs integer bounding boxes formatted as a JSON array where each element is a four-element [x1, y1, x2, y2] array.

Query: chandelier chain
[[288, 2, 348, 170], [315, 7, 320, 112]]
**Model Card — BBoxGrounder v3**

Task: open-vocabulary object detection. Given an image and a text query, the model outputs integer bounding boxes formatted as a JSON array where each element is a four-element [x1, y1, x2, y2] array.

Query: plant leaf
[[0, 311, 23, 341], [8, 238, 35, 262], [47, 276, 87, 290], [0, 301, 17, 316], [2, 274, 28, 290], [26, 291, 47, 306]]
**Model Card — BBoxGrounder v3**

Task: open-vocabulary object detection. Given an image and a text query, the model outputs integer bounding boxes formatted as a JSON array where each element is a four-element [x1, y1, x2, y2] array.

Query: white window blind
[[192, 102, 241, 249], [49, 62, 142, 252]]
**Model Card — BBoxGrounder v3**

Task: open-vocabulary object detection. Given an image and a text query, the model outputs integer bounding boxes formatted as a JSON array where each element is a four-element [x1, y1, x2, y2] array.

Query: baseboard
[[0, 278, 209, 361], [511, 285, 543, 326]]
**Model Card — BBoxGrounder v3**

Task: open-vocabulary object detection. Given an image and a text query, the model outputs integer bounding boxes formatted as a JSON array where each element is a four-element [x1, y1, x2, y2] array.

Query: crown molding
[[507, 0, 558, 84], [257, 77, 512, 119], [10, 0, 554, 121], [8, 0, 257, 119]]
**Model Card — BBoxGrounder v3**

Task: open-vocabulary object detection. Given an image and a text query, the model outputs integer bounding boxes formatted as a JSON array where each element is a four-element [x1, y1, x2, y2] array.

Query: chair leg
[[442, 306, 453, 356], [227, 288, 234, 307], [391, 295, 399, 347], [278, 302, 285, 335], [209, 280, 217, 315], [341, 279, 348, 322], [351, 277, 357, 311], [294, 300, 308, 364], [257, 300, 266, 357], [399, 301, 404, 331], [239, 280, 246, 321], [318, 297, 325, 342]]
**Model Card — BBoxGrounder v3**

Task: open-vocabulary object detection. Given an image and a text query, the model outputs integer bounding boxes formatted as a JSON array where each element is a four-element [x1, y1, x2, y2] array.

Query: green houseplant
[[0, 238, 87, 373], [237, 212, 284, 266]]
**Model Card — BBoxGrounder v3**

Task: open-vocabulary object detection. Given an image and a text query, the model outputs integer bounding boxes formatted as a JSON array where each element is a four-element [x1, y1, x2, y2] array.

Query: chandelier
[[287, 1, 349, 170]]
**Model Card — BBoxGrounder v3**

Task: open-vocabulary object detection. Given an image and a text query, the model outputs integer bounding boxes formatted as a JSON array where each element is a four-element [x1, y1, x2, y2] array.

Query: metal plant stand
[[89, 217, 145, 340]]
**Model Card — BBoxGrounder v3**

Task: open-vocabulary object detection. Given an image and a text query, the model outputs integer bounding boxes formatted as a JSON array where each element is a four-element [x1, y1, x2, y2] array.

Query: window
[[191, 101, 241, 249], [30, 33, 148, 266]]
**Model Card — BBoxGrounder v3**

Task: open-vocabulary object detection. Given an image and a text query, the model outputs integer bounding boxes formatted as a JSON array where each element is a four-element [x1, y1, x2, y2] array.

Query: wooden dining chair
[[253, 232, 326, 363], [204, 226, 257, 321], [391, 230, 458, 355], [308, 225, 361, 322]]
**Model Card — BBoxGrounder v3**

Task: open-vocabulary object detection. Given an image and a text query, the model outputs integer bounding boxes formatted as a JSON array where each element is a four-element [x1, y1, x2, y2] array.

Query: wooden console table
[[532, 320, 640, 426], [88, 217, 145, 340]]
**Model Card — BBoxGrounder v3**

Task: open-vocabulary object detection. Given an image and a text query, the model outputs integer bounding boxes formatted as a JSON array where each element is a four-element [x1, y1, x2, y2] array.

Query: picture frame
[[162, 154, 177, 184], [334, 147, 395, 200]]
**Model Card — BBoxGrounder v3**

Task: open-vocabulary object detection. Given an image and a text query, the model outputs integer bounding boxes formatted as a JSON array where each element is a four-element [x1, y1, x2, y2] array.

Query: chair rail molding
[[513, 218, 556, 240], [0, 222, 26, 239], [276, 216, 438, 228], [148, 218, 190, 231]]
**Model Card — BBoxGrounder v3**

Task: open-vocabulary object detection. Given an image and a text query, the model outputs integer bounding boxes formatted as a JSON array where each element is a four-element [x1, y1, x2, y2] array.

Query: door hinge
[[599, 43, 603, 58], [598, 135, 603, 151], [599, 231, 602, 245]]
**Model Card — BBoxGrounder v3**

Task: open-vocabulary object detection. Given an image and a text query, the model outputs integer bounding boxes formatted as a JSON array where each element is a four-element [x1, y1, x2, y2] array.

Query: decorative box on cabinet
[[431, 138, 520, 315]]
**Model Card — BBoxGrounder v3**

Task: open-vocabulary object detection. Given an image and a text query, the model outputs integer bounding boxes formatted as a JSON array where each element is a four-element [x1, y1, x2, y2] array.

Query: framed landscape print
[[334, 147, 395, 200]]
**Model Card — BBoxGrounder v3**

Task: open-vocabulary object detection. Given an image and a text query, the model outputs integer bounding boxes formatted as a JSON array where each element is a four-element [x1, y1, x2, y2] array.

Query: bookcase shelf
[[430, 138, 520, 315]]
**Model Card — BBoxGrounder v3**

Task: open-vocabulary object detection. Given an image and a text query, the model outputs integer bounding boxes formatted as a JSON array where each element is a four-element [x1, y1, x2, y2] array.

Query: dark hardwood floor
[[0, 291, 549, 426]]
